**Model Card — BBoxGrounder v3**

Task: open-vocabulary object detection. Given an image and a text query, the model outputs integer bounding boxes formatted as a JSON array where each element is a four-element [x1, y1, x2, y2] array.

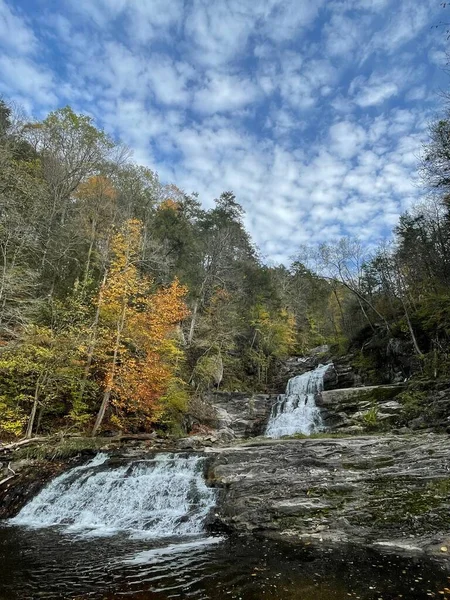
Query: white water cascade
[[10, 453, 217, 538], [265, 363, 331, 438]]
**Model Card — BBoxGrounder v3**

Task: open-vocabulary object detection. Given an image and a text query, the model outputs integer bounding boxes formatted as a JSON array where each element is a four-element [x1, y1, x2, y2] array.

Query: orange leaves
[[132, 279, 189, 345], [76, 175, 117, 202], [114, 278, 188, 423], [158, 198, 180, 212], [114, 354, 169, 418], [96, 218, 189, 429]]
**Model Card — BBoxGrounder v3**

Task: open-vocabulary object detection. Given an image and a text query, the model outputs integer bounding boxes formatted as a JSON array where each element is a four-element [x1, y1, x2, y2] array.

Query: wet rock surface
[[201, 391, 276, 439], [318, 384, 405, 432], [2, 350, 450, 563], [323, 355, 358, 389], [206, 434, 450, 558], [0, 459, 72, 519]]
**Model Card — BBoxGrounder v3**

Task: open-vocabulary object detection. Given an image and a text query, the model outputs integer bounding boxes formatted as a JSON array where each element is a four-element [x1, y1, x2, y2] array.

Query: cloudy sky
[[0, 0, 448, 263]]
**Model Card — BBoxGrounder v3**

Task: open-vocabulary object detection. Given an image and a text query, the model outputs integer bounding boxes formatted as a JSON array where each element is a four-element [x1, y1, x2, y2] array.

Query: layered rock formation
[[200, 362, 404, 440], [3, 431, 450, 559], [207, 434, 450, 558], [318, 385, 404, 433], [200, 392, 276, 440]]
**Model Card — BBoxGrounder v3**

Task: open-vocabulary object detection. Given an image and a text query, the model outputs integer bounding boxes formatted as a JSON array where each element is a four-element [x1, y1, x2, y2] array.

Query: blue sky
[[0, 0, 448, 264]]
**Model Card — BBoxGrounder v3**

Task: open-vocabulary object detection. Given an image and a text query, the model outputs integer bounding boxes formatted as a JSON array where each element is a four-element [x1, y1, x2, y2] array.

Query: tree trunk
[[91, 387, 112, 437], [91, 302, 127, 436], [394, 263, 424, 358], [338, 279, 392, 333], [0, 239, 9, 316], [25, 378, 42, 439], [82, 219, 97, 289], [332, 287, 346, 332], [356, 296, 376, 332], [401, 298, 423, 358], [35, 406, 44, 434], [79, 270, 107, 402], [187, 299, 199, 345]]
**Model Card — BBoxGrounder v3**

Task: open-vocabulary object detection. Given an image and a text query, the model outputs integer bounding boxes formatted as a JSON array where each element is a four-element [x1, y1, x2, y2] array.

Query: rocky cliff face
[[323, 355, 358, 390], [3, 350, 449, 561], [207, 434, 450, 558], [200, 361, 396, 440], [200, 392, 276, 440], [318, 385, 404, 433]]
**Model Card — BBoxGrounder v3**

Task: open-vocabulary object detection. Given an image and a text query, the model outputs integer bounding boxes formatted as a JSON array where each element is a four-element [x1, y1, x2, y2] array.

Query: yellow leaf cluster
[[96, 219, 189, 429]]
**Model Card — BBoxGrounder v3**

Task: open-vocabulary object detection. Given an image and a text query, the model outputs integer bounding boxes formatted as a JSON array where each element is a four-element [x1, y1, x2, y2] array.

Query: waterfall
[[265, 363, 330, 438], [10, 453, 216, 538]]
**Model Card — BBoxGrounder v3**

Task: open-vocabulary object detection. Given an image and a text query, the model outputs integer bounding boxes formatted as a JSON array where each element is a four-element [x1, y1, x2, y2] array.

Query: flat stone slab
[[320, 385, 403, 405], [208, 433, 450, 558]]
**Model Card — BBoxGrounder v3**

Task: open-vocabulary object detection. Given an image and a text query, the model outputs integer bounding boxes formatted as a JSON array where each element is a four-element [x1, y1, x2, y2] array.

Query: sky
[[0, 0, 448, 264]]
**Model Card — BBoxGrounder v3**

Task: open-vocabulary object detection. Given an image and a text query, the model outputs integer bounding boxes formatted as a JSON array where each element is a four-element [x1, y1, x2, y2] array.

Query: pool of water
[[1, 526, 449, 599]]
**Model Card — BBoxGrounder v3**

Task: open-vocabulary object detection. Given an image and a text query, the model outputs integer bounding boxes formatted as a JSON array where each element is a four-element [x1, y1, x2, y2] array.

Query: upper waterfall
[[10, 453, 216, 538], [265, 363, 331, 438]]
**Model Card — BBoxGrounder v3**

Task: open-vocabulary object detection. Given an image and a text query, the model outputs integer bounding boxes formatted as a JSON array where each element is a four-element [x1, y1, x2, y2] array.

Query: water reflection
[[0, 525, 449, 599]]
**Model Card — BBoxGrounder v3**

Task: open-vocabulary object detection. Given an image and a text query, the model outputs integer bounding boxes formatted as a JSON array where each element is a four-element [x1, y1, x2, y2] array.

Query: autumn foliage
[[92, 219, 188, 433]]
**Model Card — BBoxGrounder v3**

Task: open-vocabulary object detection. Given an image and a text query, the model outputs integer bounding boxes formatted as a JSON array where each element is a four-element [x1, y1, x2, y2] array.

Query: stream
[[1, 525, 450, 599]]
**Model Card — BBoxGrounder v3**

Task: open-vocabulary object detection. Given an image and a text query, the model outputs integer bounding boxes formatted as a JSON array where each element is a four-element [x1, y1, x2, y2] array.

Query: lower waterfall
[[10, 452, 216, 538], [265, 363, 331, 438]]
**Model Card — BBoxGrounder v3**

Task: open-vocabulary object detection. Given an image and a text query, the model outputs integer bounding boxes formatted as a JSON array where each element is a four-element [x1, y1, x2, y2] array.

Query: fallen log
[[109, 433, 159, 441], [0, 432, 162, 455], [0, 436, 50, 453], [0, 474, 14, 487], [0, 462, 17, 487]]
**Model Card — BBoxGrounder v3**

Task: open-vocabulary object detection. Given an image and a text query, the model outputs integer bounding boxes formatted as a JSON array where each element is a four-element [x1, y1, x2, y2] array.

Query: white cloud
[[262, 0, 326, 42], [361, 0, 432, 59], [0, 55, 57, 107], [352, 76, 399, 107], [193, 73, 260, 114], [275, 54, 338, 111], [329, 121, 367, 159], [405, 85, 427, 102], [324, 12, 366, 58], [0, 0, 443, 264], [0, 0, 36, 55]]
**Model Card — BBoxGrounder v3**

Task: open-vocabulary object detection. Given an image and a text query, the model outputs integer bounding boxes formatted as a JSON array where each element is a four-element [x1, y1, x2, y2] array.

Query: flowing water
[[266, 363, 330, 438], [9, 453, 216, 537], [2, 451, 450, 599]]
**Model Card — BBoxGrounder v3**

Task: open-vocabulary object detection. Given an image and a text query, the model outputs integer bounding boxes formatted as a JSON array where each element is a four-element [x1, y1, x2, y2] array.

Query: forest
[[1, 98, 449, 439]]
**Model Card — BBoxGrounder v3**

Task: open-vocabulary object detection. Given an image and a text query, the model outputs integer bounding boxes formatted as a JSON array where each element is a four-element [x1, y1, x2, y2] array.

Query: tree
[[113, 278, 189, 429], [91, 219, 188, 435], [23, 107, 117, 295], [303, 238, 392, 333], [0, 129, 47, 336], [190, 288, 239, 391], [0, 324, 86, 438], [248, 303, 296, 385], [422, 116, 450, 197], [367, 246, 424, 357], [186, 192, 256, 345], [74, 175, 118, 288], [0, 99, 11, 139]]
